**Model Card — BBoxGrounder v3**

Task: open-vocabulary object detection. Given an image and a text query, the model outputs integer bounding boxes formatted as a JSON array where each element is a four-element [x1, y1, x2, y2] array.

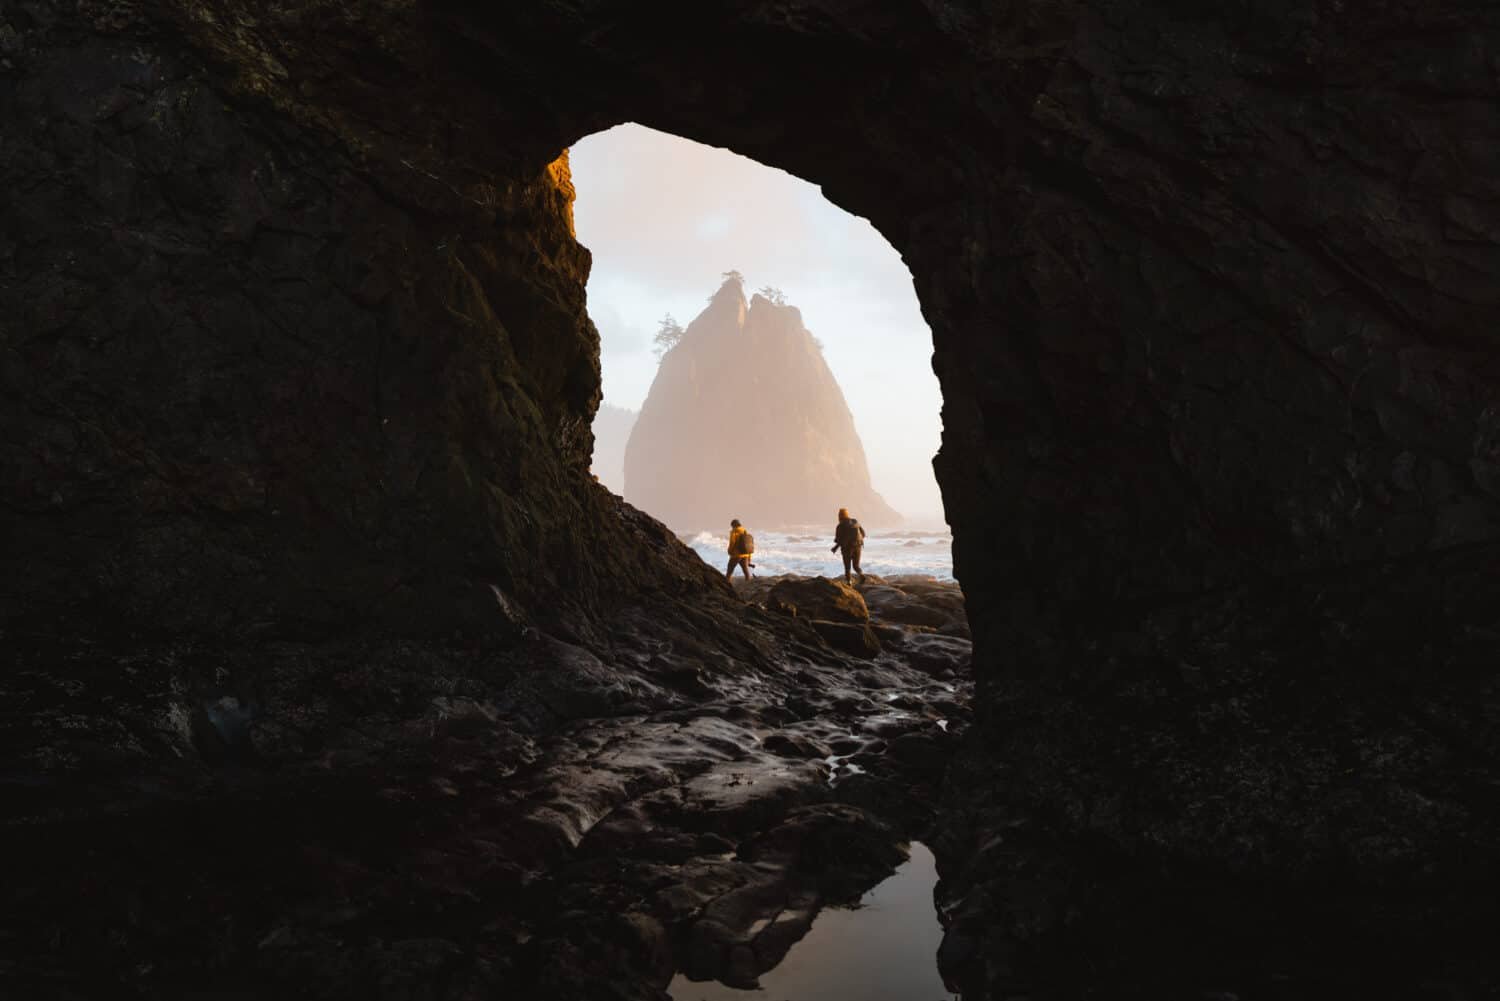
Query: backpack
[[738, 532, 755, 556], [836, 519, 862, 549]]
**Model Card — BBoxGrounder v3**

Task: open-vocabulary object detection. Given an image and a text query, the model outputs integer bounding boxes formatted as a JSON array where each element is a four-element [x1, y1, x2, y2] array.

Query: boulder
[[862, 578, 969, 634], [768, 577, 869, 623], [761, 732, 833, 759], [810, 620, 882, 659], [901, 632, 973, 676], [868, 598, 954, 630]]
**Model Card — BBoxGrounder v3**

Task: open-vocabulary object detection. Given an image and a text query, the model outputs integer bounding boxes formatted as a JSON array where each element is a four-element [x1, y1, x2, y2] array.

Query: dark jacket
[[833, 517, 865, 552]]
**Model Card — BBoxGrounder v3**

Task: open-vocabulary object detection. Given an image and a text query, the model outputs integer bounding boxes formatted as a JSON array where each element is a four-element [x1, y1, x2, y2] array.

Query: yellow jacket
[[728, 526, 748, 557]]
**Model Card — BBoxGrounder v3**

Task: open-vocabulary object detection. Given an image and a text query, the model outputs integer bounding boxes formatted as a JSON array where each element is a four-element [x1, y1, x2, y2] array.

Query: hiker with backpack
[[831, 507, 866, 585], [726, 518, 755, 580]]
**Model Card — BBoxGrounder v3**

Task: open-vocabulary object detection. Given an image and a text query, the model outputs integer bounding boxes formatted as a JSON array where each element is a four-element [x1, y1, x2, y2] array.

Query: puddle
[[820, 754, 866, 787], [668, 842, 958, 1001]]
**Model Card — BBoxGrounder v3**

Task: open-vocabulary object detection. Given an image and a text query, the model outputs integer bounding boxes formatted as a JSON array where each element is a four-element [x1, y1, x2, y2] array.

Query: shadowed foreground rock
[[5, 576, 971, 999]]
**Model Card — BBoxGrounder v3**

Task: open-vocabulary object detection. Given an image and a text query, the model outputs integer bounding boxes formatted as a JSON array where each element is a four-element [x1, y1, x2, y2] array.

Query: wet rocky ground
[[3, 575, 970, 1000]]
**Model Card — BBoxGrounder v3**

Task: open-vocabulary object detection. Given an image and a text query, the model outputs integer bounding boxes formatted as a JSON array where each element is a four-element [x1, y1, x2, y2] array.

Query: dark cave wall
[[4, 1, 1494, 658], [905, 3, 1500, 982], [907, 3, 1500, 984], [942, 1, 1500, 662], [0, 1, 730, 646]]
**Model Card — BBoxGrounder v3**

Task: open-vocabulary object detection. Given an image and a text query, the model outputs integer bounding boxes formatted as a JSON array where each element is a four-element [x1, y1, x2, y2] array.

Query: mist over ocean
[[686, 526, 954, 581]]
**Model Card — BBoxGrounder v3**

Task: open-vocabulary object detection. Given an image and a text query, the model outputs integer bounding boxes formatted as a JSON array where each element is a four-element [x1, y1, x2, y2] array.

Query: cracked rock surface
[[4, 575, 970, 999]]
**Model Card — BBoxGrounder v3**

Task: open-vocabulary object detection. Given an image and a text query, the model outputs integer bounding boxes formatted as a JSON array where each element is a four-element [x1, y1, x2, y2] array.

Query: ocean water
[[687, 526, 954, 581]]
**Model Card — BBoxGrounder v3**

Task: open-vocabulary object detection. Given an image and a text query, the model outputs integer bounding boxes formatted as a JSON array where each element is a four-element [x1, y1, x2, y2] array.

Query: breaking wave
[[685, 528, 954, 580]]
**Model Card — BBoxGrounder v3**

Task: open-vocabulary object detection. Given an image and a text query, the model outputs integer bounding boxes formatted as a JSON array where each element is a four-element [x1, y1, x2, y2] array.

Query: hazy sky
[[570, 124, 945, 522]]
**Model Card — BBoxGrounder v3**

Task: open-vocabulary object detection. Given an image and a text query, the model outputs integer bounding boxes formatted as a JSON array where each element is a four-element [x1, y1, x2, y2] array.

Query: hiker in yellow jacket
[[831, 507, 866, 585], [726, 519, 754, 580]]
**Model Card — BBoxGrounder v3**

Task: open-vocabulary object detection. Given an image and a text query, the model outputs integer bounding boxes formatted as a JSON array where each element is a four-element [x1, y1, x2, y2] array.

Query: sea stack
[[624, 275, 899, 533], [590, 403, 637, 494]]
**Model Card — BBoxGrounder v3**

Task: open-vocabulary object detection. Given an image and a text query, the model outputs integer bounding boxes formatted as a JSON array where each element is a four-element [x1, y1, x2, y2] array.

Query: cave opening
[[571, 124, 953, 583], [562, 126, 972, 998]]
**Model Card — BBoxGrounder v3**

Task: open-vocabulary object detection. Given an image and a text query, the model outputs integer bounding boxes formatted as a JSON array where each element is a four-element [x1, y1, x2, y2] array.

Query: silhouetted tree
[[757, 285, 787, 305], [653, 314, 684, 359], [709, 270, 746, 302]]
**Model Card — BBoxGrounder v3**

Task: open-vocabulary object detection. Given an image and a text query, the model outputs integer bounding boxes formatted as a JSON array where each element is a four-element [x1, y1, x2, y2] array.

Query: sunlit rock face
[[624, 278, 898, 533], [3, 0, 1499, 996]]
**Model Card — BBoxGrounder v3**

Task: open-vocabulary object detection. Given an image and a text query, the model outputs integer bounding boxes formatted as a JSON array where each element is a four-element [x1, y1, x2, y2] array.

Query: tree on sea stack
[[757, 285, 787, 305], [710, 269, 745, 300], [652, 314, 684, 359]]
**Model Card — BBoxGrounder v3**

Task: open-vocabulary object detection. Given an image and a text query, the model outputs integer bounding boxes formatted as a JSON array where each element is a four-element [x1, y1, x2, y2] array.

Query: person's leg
[[738, 556, 751, 579], [853, 549, 864, 583], [842, 551, 853, 584], [726, 556, 737, 579]]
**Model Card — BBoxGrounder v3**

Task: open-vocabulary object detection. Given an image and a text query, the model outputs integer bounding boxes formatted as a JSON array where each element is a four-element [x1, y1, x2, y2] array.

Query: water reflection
[[668, 842, 958, 1001]]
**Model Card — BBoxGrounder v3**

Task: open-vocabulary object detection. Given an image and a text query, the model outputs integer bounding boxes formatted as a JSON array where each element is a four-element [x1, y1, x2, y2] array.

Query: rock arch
[[4, 1, 1498, 993]]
